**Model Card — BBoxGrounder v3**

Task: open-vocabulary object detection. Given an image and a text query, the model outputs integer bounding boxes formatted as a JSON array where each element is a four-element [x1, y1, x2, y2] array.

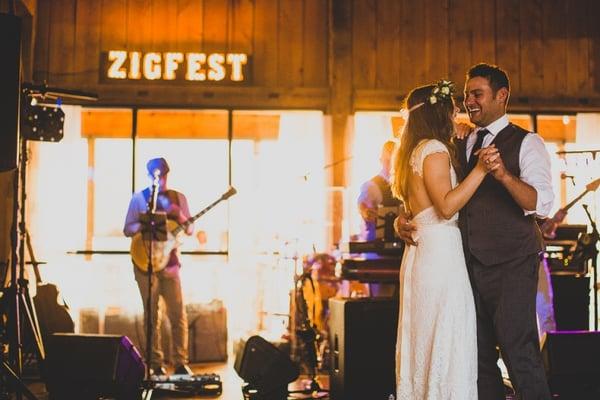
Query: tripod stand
[[1, 138, 44, 400], [577, 204, 599, 330], [290, 273, 328, 399]]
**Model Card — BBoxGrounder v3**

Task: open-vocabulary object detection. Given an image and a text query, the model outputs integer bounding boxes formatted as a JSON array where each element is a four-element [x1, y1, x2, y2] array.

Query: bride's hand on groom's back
[[395, 213, 418, 246]]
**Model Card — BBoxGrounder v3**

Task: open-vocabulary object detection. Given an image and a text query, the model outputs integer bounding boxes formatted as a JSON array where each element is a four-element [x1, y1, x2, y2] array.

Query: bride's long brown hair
[[391, 84, 459, 204]]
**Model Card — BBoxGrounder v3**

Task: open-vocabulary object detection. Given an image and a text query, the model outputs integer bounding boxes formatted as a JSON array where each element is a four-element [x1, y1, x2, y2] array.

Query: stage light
[[21, 104, 65, 142]]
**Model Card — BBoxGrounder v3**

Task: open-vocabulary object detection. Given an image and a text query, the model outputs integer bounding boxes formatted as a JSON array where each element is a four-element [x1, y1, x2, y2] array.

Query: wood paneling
[[33, 0, 50, 82], [230, 0, 253, 54], [537, 116, 576, 142], [253, 0, 279, 86], [448, 0, 472, 84], [495, 0, 521, 92], [47, 0, 76, 85], [81, 108, 133, 138], [519, 0, 544, 95], [32, 0, 600, 110], [82, 108, 280, 140], [75, 0, 101, 83], [126, 0, 152, 50], [352, 0, 377, 89], [137, 109, 228, 138], [566, 0, 589, 95], [542, 0, 568, 98], [375, 0, 400, 89], [278, 0, 304, 87], [303, 0, 328, 87], [424, 0, 449, 84], [232, 113, 280, 140]]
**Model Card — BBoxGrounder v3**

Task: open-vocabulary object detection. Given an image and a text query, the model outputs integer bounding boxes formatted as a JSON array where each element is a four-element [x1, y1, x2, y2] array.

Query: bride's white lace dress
[[396, 139, 477, 400]]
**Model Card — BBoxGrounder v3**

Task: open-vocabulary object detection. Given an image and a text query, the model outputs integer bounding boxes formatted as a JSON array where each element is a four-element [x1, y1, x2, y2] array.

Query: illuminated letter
[[226, 53, 248, 82], [207, 53, 225, 81], [128, 51, 142, 79], [164, 52, 184, 80], [107, 50, 127, 79], [143, 52, 162, 80], [186, 53, 207, 81]]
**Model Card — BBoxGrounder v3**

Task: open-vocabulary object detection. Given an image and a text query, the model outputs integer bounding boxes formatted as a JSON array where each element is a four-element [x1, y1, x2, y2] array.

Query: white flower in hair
[[429, 95, 437, 104], [441, 86, 450, 95]]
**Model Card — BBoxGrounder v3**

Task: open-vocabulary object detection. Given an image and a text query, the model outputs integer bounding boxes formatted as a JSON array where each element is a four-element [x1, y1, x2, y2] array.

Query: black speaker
[[551, 274, 590, 330], [234, 335, 299, 398], [328, 297, 398, 400], [45, 333, 145, 400], [0, 13, 21, 172], [542, 331, 600, 399]]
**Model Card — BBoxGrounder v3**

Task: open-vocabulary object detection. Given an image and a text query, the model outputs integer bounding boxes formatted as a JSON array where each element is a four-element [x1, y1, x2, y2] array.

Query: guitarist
[[123, 157, 193, 376]]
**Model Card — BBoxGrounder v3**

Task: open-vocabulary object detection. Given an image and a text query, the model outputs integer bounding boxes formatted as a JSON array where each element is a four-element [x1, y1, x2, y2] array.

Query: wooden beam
[[137, 110, 229, 138], [82, 107, 280, 140], [81, 108, 133, 138], [69, 85, 328, 110], [354, 89, 600, 113], [328, 0, 353, 246]]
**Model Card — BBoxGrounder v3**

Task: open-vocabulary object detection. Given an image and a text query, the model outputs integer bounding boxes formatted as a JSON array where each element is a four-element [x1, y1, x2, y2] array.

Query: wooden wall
[[351, 0, 600, 111], [31, 0, 600, 111], [33, 0, 329, 108]]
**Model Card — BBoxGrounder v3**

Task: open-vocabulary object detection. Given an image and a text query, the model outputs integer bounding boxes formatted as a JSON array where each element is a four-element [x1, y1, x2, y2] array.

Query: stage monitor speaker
[[45, 333, 145, 400], [542, 331, 600, 399], [234, 335, 299, 398], [328, 297, 398, 400], [0, 13, 21, 172], [551, 274, 590, 330]]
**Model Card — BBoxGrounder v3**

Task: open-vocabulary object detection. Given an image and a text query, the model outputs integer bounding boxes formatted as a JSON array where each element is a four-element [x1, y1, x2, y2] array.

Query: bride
[[391, 81, 498, 399]]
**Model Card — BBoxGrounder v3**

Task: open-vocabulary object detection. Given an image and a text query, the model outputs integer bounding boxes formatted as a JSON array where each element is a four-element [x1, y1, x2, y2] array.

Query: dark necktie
[[468, 129, 489, 171]]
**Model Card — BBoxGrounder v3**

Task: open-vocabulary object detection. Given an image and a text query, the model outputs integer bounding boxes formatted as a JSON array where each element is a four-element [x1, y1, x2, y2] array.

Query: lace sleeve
[[409, 139, 450, 177]]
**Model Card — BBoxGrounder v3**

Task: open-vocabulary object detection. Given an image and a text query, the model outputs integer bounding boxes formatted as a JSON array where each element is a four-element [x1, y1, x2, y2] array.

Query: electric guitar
[[541, 178, 600, 239], [130, 186, 237, 272]]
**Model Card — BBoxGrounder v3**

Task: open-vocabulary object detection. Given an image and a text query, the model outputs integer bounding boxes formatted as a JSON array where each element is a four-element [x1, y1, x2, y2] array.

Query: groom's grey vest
[[457, 123, 543, 265]]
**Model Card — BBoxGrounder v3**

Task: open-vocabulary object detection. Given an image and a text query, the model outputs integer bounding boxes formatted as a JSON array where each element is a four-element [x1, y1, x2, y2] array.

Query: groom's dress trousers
[[458, 123, 552, 400]]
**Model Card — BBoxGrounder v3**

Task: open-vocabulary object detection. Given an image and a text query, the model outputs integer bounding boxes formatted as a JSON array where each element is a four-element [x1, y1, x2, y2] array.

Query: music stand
[[139, 212, 168, 243]]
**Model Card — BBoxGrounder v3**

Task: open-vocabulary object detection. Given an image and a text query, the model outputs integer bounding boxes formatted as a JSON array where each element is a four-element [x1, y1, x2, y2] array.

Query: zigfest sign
[[102, 50, 249, 83]]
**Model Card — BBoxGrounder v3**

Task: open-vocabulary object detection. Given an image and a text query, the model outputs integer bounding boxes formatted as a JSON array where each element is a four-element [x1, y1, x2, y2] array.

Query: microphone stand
[[581, 204, 599, 330], [289, 273, 328, 399], [141, 171, 166, 400]]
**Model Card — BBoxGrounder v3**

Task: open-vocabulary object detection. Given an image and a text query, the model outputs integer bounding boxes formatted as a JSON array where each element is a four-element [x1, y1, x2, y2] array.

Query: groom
[[398, 63, 554, 399]]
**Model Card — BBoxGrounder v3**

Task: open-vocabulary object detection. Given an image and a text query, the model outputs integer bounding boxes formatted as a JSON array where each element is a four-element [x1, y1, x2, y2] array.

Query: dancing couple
[[393, 63, 554, 400]]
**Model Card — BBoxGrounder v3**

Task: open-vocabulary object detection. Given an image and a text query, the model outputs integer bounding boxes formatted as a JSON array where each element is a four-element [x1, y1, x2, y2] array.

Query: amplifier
[[328, 297, 398, 400]]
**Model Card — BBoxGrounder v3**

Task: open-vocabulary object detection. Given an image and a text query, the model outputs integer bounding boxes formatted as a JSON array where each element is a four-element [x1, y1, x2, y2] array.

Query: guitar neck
[[563, 189, 589, 213], [173, 196, 226, 235]]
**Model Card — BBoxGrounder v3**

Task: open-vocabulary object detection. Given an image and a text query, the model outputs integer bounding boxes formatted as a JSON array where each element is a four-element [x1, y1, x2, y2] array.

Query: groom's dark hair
[[467, 63, 510, 95]]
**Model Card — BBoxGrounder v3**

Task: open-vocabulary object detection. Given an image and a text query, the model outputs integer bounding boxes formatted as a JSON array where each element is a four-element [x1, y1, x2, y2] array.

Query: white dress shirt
[[466, 114, 554, 218]]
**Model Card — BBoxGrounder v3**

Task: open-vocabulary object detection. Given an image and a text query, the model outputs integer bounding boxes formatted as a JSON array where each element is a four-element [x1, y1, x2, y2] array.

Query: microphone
[[152, 169, 161, 189], [560, 172, 576, 186]]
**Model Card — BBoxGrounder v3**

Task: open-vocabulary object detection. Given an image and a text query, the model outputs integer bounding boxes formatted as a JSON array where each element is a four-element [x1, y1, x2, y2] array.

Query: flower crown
[[399, 80, 456, 119]]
